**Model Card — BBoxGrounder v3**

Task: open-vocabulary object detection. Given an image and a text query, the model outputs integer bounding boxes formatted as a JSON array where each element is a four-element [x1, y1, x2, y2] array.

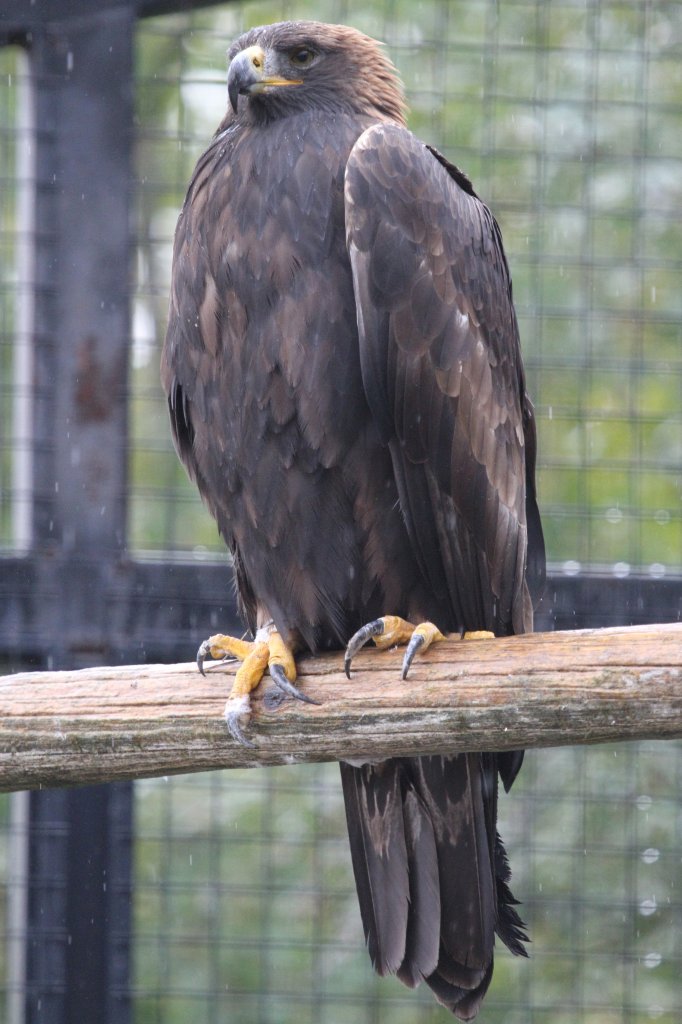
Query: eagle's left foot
[[197, 627, 318, 747], [344, 615, 446, 680]]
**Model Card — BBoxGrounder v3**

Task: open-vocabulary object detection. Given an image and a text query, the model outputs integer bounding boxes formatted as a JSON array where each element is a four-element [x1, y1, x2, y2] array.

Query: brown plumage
[[162, 20, 545, 1018]]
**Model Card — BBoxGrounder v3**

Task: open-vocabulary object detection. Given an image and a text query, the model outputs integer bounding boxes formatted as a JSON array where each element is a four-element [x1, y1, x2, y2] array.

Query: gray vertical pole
[[20, 8, 136, 1023], [30, 9, 132, 596]]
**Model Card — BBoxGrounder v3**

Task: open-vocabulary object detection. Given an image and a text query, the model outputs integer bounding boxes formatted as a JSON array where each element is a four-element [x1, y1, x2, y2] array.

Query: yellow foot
[[196, 625, 319, 747], [463, 630, 495, 640], [344, 615, 445, 680]]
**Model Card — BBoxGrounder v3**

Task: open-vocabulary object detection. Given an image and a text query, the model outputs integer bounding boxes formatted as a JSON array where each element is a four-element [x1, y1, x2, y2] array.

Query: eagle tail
[[340, 753, 525, 1020]]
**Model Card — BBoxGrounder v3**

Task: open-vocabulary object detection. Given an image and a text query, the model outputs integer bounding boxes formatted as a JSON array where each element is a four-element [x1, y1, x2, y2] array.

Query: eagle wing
[[342, 123, 543, 1016], [344, 123, 544, 638]]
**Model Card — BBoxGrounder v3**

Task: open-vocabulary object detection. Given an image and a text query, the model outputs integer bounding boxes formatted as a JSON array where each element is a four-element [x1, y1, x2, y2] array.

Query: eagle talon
[[344, 618, 385, 677], [197, 643, 237, 676], [269, 662, 320, 705], [196, 638, 211, 676], [401, 632, 425, 680], [225, 710, 256, 748], [224, 694, 255, 748], [345, 617, 445, 679]]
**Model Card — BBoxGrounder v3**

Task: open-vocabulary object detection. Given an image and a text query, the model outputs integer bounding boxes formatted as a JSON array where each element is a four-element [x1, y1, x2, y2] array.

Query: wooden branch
[[1, 623, 680, 793]]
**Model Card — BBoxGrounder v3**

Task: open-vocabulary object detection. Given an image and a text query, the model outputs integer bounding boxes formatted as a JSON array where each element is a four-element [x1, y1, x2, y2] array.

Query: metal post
[[14, 8, 136, 1023]]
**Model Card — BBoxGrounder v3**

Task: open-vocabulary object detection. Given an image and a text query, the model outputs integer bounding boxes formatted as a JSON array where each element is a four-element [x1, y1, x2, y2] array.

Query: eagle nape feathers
[[162, 19, 545, 1019]]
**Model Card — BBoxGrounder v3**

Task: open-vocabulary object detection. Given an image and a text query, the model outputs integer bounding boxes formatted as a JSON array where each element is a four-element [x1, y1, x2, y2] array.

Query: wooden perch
[[1, 623, 680, 793]]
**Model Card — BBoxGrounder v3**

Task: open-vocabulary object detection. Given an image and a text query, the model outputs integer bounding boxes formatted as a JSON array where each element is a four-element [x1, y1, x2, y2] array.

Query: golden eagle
[[162, 20, 545, 1019]]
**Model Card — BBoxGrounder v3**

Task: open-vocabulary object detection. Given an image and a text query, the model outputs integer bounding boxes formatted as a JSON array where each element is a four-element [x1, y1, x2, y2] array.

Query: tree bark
[[1, 623, 680, 792]]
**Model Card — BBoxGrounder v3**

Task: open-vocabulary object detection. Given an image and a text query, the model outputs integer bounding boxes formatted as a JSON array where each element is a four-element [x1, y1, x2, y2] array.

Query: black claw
[[269, 663, 321, 705], [402, 632, 425, 680], [196, 639, 211, 677], [197, 641, 237, 677], [344, 618, 385, 678], [225, 710, 256, 748]]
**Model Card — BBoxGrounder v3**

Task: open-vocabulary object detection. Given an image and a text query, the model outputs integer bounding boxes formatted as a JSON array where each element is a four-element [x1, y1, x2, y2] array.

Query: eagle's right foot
[[197, 627, 319, 747], [344, 615, 445, 679]]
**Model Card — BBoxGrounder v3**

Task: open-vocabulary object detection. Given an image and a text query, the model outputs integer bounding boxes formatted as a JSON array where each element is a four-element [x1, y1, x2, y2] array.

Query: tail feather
[[410, 756, 495, 972], [425, 959, 494, 1021], [339, 760, 409, 975], [494, 830, 530, 956], [396, 784, 441, 986], [340, 752, 527, 1020]]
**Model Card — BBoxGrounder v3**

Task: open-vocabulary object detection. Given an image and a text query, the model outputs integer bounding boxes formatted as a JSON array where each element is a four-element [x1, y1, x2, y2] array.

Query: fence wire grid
[[0, 1, 681, 1023], [129, 0, 682, 573]]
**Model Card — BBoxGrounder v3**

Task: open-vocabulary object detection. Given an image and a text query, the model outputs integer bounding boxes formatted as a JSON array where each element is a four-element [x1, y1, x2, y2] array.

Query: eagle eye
[[289, 48, 315, 67]]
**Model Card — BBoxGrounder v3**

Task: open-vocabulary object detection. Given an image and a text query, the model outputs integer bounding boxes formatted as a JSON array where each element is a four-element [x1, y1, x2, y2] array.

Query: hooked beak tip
[[227, 46, 265, 115], [228, 79, 240, 114]]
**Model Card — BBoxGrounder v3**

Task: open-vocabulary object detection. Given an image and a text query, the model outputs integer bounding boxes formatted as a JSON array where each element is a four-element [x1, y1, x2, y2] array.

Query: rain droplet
[[639, 897, 657, 916], [641, 848, 660, 864]]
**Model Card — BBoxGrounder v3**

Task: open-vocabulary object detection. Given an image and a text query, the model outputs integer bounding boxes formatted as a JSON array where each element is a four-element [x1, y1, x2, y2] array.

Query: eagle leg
[[344, 615, 445, 680], [197, 627, 319, 747]]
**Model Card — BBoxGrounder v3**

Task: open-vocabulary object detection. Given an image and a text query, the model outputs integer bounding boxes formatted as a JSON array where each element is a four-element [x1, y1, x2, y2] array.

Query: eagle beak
[[228, 45, 303, 113]]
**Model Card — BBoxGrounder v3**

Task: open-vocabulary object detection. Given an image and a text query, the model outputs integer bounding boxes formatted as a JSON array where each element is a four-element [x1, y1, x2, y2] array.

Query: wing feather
[[345, 123, 545, 634]]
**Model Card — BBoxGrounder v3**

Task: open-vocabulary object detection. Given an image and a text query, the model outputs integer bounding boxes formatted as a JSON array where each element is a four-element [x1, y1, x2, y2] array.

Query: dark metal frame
[[0, 2, 680, 1022], [0, 5, 236, 1022]]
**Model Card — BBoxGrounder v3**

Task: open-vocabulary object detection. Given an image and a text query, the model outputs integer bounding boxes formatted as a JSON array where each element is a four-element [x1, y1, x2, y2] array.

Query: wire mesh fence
[[130, 0, 682, 572], [0, 1, 681, 1022], [131, 746, 682, 1024]]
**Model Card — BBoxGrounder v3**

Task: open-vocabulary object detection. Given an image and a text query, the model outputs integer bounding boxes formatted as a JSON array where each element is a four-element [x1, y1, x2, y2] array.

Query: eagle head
[[226, 20, 406, 125]]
